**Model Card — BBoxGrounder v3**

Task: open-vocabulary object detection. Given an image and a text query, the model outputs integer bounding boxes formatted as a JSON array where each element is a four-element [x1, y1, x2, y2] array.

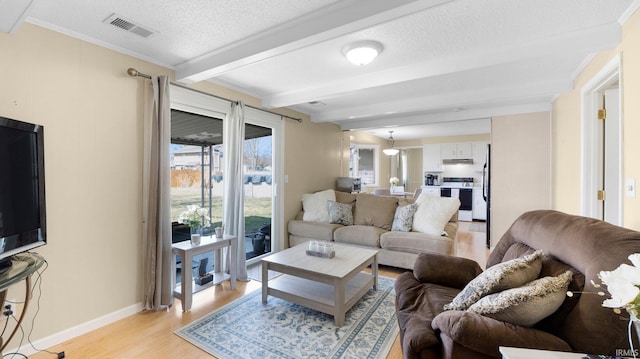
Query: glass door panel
[[243, 123, 273, 261]]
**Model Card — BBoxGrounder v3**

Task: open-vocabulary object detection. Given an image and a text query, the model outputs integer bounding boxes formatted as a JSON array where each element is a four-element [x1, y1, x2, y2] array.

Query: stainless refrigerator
[[483, 144, 491, 248]]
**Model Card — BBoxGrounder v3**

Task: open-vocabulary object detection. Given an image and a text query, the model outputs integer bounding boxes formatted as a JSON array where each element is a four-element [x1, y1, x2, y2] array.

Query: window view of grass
[[171, 187, 271, 234], [171, 186, 272, 235]]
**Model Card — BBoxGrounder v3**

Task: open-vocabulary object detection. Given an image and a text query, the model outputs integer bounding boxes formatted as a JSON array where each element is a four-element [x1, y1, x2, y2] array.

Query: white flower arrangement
[[178, 205, 211, 228], [389, 177, 399, 186], [597, 253, 640, 319]]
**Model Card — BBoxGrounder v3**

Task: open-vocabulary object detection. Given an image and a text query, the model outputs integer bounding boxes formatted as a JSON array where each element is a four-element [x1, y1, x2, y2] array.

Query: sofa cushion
[[380, 231, 454, 256], [327, 200, 353, 226], [444, 250, 543, 311], [467, 271, 573, 327], [335, 191, 357, 205], [412, 194, 460, 236], [287, 220, 342, 242], [301, 189, 336, 223], [391, 203, 418, 232], [334, 225, 386, 247], [353, 193, 398, 230]]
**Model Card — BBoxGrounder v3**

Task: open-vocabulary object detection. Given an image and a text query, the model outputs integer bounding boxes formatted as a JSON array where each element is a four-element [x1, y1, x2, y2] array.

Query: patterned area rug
[[175, 276, 398, 359]]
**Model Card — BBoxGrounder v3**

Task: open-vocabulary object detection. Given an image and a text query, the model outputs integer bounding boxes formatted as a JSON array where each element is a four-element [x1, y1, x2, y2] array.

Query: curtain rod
[[127, 68, 302, 123]]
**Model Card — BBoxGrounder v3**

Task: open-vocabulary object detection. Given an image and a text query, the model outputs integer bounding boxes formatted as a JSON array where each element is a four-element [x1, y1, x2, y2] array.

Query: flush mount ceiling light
[[342, 40, 383, 66], [383, 131, 399, 156]]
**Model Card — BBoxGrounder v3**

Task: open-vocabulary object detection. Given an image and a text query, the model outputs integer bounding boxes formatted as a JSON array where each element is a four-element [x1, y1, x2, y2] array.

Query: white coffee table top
[[261, 243, 379, 279]]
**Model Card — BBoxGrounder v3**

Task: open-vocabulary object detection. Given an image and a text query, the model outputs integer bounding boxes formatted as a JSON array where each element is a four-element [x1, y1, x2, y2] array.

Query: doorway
[[581, 54, 622, 225]]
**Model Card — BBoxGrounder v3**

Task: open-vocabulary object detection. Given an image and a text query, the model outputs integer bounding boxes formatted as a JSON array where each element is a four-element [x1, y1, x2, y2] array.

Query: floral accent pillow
[[391, 203, 418, 232], [444, 250, 543, 311], [327, 200, 353, 226], [467, 270, 573, 327]]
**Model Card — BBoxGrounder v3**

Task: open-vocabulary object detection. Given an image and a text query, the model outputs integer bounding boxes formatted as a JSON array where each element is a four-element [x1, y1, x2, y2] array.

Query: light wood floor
[[30, 222, 488, 359]]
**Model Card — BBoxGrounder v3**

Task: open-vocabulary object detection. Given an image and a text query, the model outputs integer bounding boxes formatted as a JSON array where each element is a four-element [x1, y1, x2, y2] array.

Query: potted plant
[[178, 205, 210, 245]]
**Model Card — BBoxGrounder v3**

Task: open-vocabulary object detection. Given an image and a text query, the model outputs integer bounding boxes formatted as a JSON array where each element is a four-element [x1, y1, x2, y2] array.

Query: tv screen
[[0, 116, 46, 265]]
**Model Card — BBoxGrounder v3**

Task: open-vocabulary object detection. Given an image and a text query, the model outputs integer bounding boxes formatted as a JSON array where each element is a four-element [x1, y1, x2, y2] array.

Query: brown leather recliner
[[395, 210, 640, 359]]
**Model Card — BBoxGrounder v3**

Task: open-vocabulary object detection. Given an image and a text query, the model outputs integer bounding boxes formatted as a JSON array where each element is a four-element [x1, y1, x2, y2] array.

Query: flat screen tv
[[0, 116, 46, 271]]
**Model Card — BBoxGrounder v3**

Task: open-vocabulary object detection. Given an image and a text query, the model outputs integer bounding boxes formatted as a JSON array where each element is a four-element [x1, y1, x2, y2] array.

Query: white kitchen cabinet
[[441, 143, 473, 159], [472, 141, 489, 172], [423, 144, 442, 172], [472, 187, 487, 220]]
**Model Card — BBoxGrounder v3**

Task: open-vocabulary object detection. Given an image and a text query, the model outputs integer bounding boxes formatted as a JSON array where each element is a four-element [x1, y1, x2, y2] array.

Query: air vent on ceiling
[[103, 13, 157, 39]]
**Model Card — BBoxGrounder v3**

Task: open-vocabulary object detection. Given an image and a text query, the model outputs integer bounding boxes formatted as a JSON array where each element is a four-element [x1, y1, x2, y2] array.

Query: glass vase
[[190, 225, 202, 245]]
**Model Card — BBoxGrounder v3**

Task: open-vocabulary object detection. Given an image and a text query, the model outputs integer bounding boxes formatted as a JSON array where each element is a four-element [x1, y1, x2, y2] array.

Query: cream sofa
[[287, 190, 460, 269]]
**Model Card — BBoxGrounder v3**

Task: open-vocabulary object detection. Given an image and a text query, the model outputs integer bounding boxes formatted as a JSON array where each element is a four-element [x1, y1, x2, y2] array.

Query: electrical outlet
[[3, 300, 14, 317]]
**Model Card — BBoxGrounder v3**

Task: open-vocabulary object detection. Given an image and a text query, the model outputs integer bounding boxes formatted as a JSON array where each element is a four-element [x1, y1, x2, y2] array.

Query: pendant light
[[383, 131, 399, 156]]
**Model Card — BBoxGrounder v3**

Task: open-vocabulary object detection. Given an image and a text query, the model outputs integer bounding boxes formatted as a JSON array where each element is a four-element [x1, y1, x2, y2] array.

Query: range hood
[[442, 158, 474, 165]]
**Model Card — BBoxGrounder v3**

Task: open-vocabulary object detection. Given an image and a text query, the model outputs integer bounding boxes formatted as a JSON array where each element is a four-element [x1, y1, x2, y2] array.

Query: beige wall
[[552, 8, 640, 230], [491, 112, 552, 246], [0, 23, 341, 348], [0, 23, 167, 343]]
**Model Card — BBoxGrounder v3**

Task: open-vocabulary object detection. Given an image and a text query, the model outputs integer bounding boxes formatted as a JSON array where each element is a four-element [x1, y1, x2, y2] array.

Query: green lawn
[[171, 187, 271, 234]]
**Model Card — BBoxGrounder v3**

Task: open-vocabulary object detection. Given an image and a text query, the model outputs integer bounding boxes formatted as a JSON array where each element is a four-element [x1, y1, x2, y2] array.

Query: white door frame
[[244, 108, 285, 260], [580, 54, 623, 224]]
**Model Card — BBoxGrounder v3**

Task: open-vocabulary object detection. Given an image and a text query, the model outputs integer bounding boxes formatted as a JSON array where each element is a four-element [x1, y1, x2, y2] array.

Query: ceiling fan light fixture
[[383, 130, 399, 156], [343, 40, 383, 66]]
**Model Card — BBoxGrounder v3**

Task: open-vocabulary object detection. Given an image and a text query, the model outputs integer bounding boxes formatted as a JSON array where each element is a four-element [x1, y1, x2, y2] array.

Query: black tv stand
[[0, 253, 45, 354]]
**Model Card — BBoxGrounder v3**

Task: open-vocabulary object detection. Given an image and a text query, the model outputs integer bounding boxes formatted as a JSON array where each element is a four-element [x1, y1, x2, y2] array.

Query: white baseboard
[[8, 302, 144, 356]]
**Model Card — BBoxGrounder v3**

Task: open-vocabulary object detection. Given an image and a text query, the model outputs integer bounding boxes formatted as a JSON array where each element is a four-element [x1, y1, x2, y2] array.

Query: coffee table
[[261, 243, 379, 327]]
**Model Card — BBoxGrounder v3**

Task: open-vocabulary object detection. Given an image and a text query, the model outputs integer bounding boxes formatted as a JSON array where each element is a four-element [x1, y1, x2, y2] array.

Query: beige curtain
[[142, 75, 173, 310], [223, 101, 248, 281]]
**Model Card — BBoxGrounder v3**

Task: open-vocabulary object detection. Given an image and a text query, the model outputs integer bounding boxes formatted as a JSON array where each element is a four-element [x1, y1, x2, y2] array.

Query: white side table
[[172, 235, 237, 311], [500, 347, 586, 359]]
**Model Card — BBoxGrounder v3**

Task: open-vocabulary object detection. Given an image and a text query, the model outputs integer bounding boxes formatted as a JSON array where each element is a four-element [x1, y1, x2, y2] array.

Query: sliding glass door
[[243, 108, 283, 264], [169, 84, 284, 270], [243, 124, 273, 261]]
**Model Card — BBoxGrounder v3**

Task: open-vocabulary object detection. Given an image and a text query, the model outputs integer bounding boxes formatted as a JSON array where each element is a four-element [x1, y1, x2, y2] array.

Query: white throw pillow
[[411, 193, 460, 236], [302, 189, 336, 223]]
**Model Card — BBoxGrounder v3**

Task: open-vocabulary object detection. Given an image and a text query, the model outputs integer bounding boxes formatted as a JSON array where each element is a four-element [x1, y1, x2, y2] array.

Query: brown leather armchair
[[395, 210, 640, 359]]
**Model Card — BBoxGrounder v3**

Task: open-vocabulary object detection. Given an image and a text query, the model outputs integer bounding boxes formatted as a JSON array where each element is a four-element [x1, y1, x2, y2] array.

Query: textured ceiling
[[3, 0, 637, 140]]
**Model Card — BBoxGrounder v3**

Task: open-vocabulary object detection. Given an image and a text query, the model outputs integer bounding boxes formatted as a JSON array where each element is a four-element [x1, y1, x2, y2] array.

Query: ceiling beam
[[338, 102, 552, 131], [263, 22, 621, 109], [309, 77, 572, 123], [174, 0, 453, 83]]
